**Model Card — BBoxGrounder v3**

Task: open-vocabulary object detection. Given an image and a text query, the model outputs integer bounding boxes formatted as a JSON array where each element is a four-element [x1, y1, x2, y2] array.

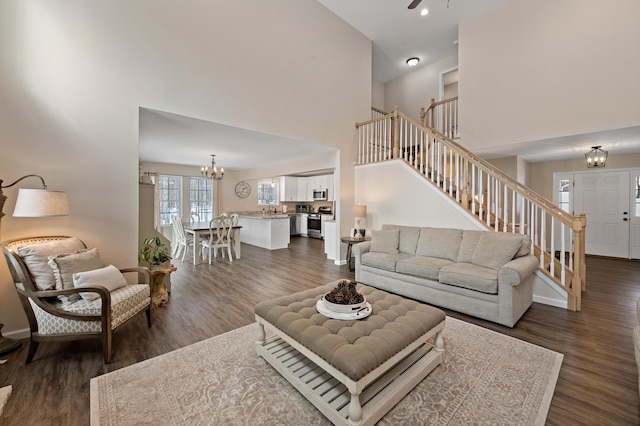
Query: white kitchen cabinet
[[297, 177, 309, 202], [300, 213, 308, 236], [327, 175, 334, 201], [279, 176, 298, 202], [320, 214, 332, 239], [324, 220, 337, 260]]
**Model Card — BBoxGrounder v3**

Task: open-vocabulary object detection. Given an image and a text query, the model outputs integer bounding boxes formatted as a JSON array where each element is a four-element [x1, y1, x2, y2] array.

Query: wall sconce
[[585, 146, 608, 168], [352, 205, 367, 240], [0, 174, 69, 355]]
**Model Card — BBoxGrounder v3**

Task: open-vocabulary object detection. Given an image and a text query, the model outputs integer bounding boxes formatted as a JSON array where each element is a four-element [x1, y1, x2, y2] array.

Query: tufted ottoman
[[255, 281, 446, 426]]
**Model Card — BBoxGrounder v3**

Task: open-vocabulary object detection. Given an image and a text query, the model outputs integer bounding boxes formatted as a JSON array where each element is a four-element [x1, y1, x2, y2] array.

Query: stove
[[308, 206, 333, 239]]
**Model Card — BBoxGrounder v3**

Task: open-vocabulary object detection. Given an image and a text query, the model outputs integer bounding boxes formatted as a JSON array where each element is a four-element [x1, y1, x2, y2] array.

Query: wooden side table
[[341, 236, 371, 271]]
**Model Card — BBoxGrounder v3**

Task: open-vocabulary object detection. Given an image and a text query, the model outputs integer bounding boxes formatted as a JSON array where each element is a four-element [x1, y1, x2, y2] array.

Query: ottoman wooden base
[[255, 283, 445, 426]]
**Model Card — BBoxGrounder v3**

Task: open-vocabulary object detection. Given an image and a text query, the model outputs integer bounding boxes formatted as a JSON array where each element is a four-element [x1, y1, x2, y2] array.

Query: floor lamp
[[0, 175, 69, 355]]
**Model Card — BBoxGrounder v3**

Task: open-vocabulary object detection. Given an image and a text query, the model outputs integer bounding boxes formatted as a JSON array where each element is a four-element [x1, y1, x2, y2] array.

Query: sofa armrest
[[498, 254, 538, 287], [352, 241, 371, 257], [352, 241, 371, 281]]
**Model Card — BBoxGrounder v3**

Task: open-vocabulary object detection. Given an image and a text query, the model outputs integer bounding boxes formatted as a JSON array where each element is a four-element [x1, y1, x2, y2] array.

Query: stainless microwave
[[313, 189, 327, 201]]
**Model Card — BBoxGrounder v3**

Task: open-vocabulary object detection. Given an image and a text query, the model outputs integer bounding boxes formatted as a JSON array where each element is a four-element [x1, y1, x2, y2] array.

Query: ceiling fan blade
[[408, 0, 422, 9]]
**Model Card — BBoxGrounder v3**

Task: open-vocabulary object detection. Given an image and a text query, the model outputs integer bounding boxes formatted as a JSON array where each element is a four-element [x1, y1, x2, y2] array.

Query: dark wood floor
[[0, 236, 639, 425]]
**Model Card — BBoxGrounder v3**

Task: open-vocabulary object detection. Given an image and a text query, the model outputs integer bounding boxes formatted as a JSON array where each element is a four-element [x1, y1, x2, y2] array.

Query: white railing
[[356, 107, 586, 311], [422, 97, 459, 139]]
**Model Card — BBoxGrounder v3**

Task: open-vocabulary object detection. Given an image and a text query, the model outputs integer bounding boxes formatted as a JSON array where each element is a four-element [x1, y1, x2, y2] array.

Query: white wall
[[355, 160, 484, 231], [384, 55, 459, 122], [459, 0, 640, 150], [0, 0, 371, 336]]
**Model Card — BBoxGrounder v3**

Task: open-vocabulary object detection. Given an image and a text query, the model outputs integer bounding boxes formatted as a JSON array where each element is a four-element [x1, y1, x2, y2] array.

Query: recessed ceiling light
[[406, 57, 420, 67], [420, 8, 429, 16]]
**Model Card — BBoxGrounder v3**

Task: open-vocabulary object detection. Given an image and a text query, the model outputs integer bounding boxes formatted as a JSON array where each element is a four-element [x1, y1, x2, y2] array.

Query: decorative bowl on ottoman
[[316, 279, 371, 319]]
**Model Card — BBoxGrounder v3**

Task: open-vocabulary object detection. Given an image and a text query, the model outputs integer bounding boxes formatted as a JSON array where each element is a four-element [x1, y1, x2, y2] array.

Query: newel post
[[569, 213, 587, 311], [429, 98, 436, 129], [392, 106, 400, 159]]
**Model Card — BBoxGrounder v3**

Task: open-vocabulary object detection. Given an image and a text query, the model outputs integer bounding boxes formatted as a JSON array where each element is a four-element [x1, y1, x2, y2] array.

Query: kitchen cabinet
[[297, 177, 309, 202], [300, 213, 308, 236], [320, 214, 332, 238], [279, 176, 298, 202]]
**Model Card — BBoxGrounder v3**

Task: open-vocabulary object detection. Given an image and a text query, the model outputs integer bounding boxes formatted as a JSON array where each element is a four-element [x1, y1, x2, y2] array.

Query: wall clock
[[235, 181, 251, 198]]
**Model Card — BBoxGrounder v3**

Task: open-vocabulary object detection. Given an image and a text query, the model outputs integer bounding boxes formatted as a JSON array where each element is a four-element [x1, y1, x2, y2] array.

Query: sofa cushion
[[471, 233, 523, 269], [361, 252, 412, 272], [457, 231, 485, 263], [515, 234, 532, 258], [370, 229, 400, 254], [416, 228, 463, 261], [17, 237, 86, 291], [439, 263, 499, 294], [381, 225, 420, 255], [396, 256, 453, 280]]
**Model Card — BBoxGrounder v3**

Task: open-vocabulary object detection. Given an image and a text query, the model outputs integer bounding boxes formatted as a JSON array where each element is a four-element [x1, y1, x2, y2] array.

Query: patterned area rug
[[91, 318, 562, 425]]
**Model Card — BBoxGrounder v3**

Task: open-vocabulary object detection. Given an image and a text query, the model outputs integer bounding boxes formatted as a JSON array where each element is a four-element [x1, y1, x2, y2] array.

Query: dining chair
[[170, 214, 195, 262], [201, 216, 233, 264]]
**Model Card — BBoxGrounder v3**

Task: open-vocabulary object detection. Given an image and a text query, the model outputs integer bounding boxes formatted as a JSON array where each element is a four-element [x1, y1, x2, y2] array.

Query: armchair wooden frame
[[1, 236, 152, 364]]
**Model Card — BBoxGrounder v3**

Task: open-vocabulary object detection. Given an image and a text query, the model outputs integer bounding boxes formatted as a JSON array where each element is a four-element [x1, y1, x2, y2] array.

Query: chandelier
[[201, 154, 224, 180], [585, 146, 607, 168]]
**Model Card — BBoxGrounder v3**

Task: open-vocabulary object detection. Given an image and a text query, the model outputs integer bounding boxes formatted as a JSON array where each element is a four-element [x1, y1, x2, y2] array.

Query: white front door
[[574, 171, 630, 258], [630, 171, 640, 259]]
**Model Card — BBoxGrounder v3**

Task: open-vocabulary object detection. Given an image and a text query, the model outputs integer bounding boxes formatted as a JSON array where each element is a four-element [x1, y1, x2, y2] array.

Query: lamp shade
[[352, 205, 367, 218], [13, 189, 70, 217]]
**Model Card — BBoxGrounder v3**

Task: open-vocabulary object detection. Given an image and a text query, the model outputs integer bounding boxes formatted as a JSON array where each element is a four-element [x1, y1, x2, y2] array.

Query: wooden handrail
[[355, 107, 587, 311]]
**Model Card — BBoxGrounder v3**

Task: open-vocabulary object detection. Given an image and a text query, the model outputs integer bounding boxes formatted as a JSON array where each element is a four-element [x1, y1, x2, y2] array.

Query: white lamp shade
[[352, 205, 367, 218], [13, 189, 70, 217]]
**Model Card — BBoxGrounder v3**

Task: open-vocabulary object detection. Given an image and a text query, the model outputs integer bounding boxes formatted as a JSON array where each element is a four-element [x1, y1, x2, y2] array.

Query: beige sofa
[[353, 225, 538, 327]]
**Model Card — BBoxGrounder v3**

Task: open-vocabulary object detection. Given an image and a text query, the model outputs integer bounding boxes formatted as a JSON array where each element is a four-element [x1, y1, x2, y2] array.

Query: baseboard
[[533, 295, 568, 309], [334, 260, 347, 266]]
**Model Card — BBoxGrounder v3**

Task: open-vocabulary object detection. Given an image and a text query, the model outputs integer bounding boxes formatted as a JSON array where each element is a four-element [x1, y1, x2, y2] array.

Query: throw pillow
[[17, 237, 85, 291], [415, 227, 463, 261], [471, 233, 523, 270], [370, 229, 400, 254], [72, 265, 127, 301], [48, 247, 105, 290]]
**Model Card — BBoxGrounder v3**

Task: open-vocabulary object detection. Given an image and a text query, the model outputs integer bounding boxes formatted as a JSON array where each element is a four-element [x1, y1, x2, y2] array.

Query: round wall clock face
[[235, 181, 251, 198]]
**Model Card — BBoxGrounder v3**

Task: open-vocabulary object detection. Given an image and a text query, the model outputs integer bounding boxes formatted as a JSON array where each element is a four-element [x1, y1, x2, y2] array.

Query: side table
[[341, 236, 371, 271]]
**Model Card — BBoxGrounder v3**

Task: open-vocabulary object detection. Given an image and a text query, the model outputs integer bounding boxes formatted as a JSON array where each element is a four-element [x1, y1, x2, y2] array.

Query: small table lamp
[[352, 204, 367, 239], [0, 175, 70, 355]]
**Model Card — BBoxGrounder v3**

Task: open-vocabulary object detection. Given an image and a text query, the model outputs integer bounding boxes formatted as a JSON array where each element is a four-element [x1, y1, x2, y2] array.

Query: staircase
[[356, 106, 586, 311]]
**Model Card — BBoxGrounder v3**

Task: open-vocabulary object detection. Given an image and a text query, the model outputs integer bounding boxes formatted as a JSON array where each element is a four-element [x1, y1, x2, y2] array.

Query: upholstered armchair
[[1, 236, 152, 364]]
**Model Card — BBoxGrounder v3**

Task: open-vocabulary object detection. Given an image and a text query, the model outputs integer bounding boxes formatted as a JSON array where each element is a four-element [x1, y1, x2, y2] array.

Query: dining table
[[183, 221, 242, 265]]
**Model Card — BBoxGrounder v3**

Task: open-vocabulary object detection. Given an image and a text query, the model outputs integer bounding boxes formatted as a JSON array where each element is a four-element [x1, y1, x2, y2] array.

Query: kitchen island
[[237, 214, 290, 250]]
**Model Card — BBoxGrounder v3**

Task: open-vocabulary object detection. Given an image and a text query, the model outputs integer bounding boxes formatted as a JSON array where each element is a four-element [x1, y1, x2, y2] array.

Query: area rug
[[90, 318, 562, 425]]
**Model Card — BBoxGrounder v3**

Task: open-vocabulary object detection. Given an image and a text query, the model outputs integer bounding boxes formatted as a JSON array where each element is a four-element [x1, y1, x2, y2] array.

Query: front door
[[574, 171, 630, 257], [630, 171, 640, 259]]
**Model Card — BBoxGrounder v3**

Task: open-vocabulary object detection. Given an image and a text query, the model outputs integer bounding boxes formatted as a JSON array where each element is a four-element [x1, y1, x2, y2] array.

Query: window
[[257, 182, 277, 206], [558, 179, 571, 213], [158, 175, 182, 226], [635, 175, 640, 217], [189, 177, 212, 222]]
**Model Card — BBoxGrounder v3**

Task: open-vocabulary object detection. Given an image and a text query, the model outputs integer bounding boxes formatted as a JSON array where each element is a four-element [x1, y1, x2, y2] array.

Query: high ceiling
[[139, 0, 640, 169], [318, 0, 511, 82]]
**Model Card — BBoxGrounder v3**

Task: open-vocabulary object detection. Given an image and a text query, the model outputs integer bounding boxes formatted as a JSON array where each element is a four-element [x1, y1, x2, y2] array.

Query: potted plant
[[139, 236, 172, 268], [139, 237, 175, 307]]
